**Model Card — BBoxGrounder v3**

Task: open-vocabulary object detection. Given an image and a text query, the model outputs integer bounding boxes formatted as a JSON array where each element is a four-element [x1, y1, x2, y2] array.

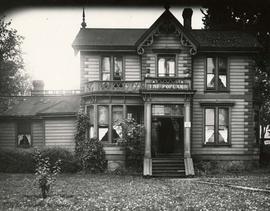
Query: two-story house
[[72, 7, 261, 176], [0, 7, 261, 177]]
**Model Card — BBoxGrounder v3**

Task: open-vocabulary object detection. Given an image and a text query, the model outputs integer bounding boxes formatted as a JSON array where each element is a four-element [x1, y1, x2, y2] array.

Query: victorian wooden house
[[0, 7, 261, 177], [71, 7, 261, 176]]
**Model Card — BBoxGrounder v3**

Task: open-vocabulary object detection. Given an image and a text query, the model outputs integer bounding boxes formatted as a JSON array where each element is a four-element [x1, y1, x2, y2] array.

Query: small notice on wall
[[184, 121, 191, 128]]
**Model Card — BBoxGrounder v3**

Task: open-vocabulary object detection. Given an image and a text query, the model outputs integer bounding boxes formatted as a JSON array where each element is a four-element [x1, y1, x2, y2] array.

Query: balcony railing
[[84, 77, 191, 94], [85, 80, 142, 93]]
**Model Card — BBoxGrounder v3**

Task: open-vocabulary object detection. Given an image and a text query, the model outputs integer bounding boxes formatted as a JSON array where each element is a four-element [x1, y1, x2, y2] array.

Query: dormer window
[[206, 57, 228, 91], [101, 56, 123, 81], [158, 55, 176, 77]]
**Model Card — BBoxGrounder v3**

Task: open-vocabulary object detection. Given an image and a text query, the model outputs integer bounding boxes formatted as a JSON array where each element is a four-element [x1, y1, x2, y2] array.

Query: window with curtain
[[113, 57, 123, 80], [98, 105, 109, 142], [204, 107, 229, 145], [158, 55, 176, 77], [17, 120, 31, 148], [88, 105, 94, 139], [101, 56, 111, 81], [206, 57, 228, 91], [112, 106, 123, 143]]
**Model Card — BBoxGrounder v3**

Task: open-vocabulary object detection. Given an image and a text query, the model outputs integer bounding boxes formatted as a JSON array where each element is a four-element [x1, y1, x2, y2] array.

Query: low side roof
[[0, 96, 80, 117], [72, 28, 261, 52]]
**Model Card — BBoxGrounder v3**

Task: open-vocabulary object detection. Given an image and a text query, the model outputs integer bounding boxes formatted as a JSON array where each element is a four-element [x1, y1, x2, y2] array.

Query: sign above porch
[[135, 8, 199, 56]]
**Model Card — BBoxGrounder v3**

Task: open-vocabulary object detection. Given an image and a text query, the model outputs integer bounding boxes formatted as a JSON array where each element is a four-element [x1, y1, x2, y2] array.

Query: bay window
[[88, 105, 94, 139], [98, 105, 109, 142], [112, 106, 123, 143]]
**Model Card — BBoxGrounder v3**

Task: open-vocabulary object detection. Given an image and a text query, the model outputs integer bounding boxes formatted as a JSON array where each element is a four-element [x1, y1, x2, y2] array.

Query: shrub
[[33, 149, 61, 198], [41, 148, 80, 173], [194, 160, 259, 175], [74, 112, 107, 172], [0, 147, 80, 173], [75, 112, 90, 157], [115, 118, 144, 171], [0, 148, 35, 173], [80, 138, 107, 173]]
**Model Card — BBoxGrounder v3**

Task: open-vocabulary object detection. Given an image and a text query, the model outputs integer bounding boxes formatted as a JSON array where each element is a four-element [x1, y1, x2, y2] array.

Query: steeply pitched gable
[[135, 8, 199, 55]]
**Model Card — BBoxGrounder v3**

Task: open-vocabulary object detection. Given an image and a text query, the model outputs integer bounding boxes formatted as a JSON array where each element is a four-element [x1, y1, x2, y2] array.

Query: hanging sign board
[[184, 121, 191, 128]]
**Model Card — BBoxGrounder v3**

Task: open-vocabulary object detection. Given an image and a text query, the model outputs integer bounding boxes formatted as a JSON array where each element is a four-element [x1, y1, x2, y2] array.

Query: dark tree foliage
[[201, 0, 270, 163], [0, 17, 31, 96]]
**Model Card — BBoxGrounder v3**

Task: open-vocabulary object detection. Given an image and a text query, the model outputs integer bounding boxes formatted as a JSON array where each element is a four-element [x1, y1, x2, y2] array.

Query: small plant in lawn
[[33, 149, 61, 199]]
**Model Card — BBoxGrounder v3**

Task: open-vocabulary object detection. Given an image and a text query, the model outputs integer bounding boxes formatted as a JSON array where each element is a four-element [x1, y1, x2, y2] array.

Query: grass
[[0, 173, 270, 210]]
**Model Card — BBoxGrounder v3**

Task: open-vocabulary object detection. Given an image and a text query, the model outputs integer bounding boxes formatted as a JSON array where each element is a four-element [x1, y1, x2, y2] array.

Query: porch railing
[[84, 77, 191, 93]]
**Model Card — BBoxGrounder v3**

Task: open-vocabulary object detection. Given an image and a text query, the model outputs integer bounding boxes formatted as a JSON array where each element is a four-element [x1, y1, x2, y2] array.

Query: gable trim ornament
[[136, 21, 198, 56]]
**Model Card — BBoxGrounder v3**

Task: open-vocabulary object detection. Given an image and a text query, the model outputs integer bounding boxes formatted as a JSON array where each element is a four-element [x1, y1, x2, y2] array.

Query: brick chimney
[[182, 8, 193, 30], [32, 80, 44, 96]]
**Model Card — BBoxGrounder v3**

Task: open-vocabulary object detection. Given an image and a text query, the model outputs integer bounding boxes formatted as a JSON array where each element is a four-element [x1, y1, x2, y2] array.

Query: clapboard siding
[[192, 56, 254, 95], [45, 119, 76, 150], [192, 98, 256, 156], [0, 122, 16, 148], [193, 57, 205, 92], [81, 54, 100, 90], [32, 120, 44, 147], [192, 55, 258, 160], [103, 146, 125, 161], [125, 55, 141, 81], [151, 35, 182, 49]]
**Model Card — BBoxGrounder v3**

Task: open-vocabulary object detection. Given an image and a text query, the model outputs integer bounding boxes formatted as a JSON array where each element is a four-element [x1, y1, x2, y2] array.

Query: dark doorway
[[151, 117, 184, 156]]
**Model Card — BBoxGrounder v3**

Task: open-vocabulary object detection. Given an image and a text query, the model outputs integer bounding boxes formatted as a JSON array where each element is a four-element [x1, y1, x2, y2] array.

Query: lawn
[[0, 173, 270, 210]]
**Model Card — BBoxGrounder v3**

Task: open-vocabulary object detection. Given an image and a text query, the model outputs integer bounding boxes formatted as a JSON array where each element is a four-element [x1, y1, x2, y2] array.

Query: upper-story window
[[158, 55, 176, 77], [206, 57, 228, 91], [101, 56, 123, 81], [101, 56, 111, 81], [113, 57, 123, 81]]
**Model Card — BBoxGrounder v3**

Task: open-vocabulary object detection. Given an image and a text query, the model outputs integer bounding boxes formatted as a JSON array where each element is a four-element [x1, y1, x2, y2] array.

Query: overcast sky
[[5, 7, 204, 90]]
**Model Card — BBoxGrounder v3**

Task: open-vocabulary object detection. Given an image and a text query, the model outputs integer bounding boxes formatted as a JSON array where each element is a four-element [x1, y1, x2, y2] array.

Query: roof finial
[[164, 3, 171, 10], [81, 7, 87, 28]]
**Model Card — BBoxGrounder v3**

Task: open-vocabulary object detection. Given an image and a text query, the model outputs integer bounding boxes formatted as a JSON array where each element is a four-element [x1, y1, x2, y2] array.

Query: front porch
[[143, 97, 194, 177]]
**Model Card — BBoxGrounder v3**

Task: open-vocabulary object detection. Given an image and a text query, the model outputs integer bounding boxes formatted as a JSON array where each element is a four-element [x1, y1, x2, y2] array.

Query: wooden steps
[[151, 154, 186, 177]]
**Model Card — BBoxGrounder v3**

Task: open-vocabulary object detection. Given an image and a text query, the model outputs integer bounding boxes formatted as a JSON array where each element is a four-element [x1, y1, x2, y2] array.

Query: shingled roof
[[190, 30, 261, 50], [0, 96, 80, 117], [72, 28, 261, 52], [73, 28, 146, 47]]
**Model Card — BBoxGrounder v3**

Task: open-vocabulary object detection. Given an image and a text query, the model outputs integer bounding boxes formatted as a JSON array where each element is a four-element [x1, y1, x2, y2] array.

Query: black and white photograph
[[0, 0, 270, 210]]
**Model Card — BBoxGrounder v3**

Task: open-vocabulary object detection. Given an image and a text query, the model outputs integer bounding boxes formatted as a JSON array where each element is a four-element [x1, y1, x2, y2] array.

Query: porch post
[[184, 101, 191, 158], [93, 104, 98, 138], [143, 102, 152, 176]]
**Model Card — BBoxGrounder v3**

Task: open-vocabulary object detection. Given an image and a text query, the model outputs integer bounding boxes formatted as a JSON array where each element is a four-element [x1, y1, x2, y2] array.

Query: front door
[[151, 105, 184, 156]]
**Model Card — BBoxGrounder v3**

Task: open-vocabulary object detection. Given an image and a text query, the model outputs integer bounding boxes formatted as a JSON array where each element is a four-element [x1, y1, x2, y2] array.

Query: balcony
[[84, 77, 192, 94]]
